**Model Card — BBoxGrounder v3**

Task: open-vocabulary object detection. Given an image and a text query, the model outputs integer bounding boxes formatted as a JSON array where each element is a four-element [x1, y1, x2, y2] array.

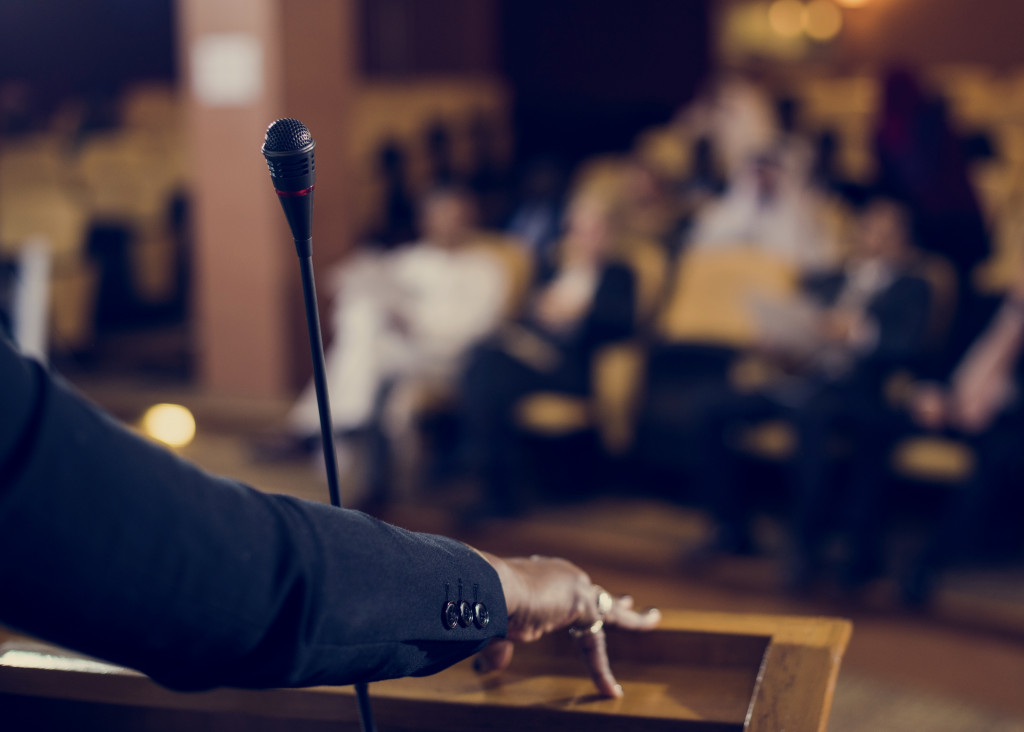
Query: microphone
[[262, 118, 316, 256], [261, 119, 377, 732]]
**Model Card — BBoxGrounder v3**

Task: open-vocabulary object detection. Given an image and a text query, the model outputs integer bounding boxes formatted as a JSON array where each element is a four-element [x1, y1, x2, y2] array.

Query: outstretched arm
[[0, 337, 505, 691], [0, 338, 658, 697]]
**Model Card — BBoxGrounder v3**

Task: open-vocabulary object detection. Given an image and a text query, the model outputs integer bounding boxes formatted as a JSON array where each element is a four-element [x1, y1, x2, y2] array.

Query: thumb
[[474, 638, 515, 674]]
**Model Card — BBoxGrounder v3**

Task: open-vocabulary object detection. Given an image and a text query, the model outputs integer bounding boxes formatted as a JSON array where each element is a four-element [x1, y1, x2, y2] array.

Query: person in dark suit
[[461, 190, 637, 519], [0, 336, 658, 697], [690, 198, 933, 590], [900, 265, 1024, 606]]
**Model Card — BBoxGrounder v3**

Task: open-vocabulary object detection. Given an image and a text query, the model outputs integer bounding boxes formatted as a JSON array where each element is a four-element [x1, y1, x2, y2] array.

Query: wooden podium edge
[[1, 609, 852, 732]]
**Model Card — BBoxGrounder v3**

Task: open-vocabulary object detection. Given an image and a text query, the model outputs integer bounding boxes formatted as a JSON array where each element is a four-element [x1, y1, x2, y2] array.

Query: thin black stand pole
[[297, 255, 343, 507], [296, 250, 377, 732]]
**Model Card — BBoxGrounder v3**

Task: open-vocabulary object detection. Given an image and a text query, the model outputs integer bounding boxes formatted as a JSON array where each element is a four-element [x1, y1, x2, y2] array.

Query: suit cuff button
[[442, 601, 459, 630], [458, 600, 474, 628], [473, 602, 490, 629]]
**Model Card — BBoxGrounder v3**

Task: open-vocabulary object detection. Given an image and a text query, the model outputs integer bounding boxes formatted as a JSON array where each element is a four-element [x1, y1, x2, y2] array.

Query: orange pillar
[[177, 0, 357, 398]]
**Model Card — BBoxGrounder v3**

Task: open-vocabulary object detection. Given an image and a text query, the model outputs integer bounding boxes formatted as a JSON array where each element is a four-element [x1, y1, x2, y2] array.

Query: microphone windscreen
[[263, 118, 313, 153]]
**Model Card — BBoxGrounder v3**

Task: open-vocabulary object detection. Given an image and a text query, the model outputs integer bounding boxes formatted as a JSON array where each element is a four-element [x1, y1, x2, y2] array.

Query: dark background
[[0, 0, 711, 165]]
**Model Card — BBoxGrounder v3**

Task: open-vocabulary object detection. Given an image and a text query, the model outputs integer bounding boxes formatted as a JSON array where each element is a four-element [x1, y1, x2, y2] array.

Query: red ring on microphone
[[276, 185, 315, 198]]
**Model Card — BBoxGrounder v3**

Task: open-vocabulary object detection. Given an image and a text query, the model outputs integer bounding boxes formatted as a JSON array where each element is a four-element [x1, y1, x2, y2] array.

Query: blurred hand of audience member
[[950, 374, 1006, 434], [909, 383, 948, 431], [533, 284, 591, 333], [821, 309, 868, 346]]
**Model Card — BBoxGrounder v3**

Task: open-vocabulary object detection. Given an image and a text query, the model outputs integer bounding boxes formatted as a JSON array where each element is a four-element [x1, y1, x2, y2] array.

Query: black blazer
[[526, 261, 637, 380], [803, 268, 933, 391], [0, 337, 506, 691]]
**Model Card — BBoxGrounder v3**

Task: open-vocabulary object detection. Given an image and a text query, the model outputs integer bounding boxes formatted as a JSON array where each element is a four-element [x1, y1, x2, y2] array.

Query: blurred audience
[[504, 157, 568, 260], [688, 147, 838, 271], [901, 262, 1024, 605], [874, 68, 990, 284], [365, 140, 418, 249], [461, 190, 637, 519], [689, 198, 933, 589], [260, 189, 508, 487], [622, 158, 690, 255], [10, 62, 1024, 610]]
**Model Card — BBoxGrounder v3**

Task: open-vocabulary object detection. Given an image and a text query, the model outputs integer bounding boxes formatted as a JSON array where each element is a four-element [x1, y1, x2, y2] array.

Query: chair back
[[469, 232, 535, 319], [655, 246, 800, 347]]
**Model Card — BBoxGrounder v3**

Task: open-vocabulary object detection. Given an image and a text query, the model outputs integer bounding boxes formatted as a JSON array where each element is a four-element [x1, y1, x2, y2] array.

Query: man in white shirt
[[267, 189, 508, 480], [689, 149, 839, 272]]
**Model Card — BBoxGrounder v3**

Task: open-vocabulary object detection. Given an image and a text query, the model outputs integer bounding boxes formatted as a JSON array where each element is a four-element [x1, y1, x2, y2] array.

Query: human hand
[[477, 553, 661, 698], [951, 379, 1004, 434], [909, 384, 948, 431], [821, 309, 864, 344], [533, 288, 588, 332]]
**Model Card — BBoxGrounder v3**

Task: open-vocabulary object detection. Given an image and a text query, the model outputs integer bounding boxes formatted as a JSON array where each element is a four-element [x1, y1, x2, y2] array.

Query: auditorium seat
[[0, 186, 97, 351], [75, 128, 184, 305], [655, 246, 799, 347], [513, 236, 669, 455], [0, 134, 70, 191], [471, 232, 535, 319]]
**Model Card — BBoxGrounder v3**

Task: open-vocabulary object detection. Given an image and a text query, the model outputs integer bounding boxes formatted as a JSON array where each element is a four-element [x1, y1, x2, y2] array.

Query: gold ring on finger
[[568, 619, 604, 639]]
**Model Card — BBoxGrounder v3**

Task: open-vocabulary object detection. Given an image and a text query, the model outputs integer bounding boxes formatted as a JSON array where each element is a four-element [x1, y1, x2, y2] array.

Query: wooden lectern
[[0, 609, 851, 731]]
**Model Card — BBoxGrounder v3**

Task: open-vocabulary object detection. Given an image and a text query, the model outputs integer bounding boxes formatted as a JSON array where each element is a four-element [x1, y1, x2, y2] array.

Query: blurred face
[[753, 159, 782, 200], [857, 201, 910, 262], [420, 194, 473, 249], [626, 164, 660, 205], [564, 197, 615, 261]]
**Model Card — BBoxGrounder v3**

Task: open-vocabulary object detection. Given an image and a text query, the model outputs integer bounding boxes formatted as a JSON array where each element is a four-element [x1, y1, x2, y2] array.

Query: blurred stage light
[[141, 403, 196, 448], [836, 0, 870, 7], [804, 0, 843, 40], [768, 0, 805, 38]]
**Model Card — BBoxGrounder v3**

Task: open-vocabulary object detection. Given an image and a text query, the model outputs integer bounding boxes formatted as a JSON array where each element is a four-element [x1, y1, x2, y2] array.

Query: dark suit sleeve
[[865, 275, 932, 367], [581, 263, 637, 348], [800, 271, 844, 307], [0, 338, 507, 691]]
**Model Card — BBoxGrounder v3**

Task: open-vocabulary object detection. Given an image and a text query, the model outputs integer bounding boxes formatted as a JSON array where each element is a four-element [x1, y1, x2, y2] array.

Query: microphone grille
[[264, 118, 313, 153]]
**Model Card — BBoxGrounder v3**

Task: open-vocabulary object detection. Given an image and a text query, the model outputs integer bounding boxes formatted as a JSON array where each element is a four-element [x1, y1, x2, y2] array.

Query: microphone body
[[262, 118, 316, 255], [262, 118, 376, 732]]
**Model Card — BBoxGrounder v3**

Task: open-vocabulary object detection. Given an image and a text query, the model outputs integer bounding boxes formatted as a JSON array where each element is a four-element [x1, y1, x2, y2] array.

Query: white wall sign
[[191, 33, 264, 107]]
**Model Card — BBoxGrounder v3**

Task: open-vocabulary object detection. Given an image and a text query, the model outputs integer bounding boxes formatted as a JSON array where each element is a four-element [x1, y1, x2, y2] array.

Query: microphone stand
[[294, 237, 377, 732]]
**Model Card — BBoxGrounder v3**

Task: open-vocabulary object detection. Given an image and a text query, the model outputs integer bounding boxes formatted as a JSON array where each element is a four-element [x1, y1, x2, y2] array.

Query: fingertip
[[613, 683, 624, 698]]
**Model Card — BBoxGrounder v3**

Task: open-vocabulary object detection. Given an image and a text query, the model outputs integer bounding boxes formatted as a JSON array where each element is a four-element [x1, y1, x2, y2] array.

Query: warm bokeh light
[[836, 0, 870, 7], [768, 0, 805, 38], [803, 0, 843, 41], [141, 403, 196, 448]]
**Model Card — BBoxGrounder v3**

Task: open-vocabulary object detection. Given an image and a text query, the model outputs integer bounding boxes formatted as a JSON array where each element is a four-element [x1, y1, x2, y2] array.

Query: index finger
[[576, 628, 622, 698]]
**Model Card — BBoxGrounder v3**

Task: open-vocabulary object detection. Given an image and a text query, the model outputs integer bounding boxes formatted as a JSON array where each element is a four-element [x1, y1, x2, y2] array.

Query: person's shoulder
[[601, 260, 637, 291], [894, 272, 933, 301], [388, 240, 433, 265], [803, 267, 844, 287]]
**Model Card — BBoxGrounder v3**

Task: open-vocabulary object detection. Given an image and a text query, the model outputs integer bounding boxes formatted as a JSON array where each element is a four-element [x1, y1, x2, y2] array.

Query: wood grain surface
[[0, 609, 850, 731]]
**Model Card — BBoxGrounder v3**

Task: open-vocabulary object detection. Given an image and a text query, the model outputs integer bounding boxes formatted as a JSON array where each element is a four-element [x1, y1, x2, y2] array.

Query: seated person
[[690, 198, 933, 590], [621, 157, 690, 255], [260, 189, 508, 480], [688, 147, 840, 272], [505, 156, 567, 260], [461, 191, 637, 518], [901, 263, 1024, 606]]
